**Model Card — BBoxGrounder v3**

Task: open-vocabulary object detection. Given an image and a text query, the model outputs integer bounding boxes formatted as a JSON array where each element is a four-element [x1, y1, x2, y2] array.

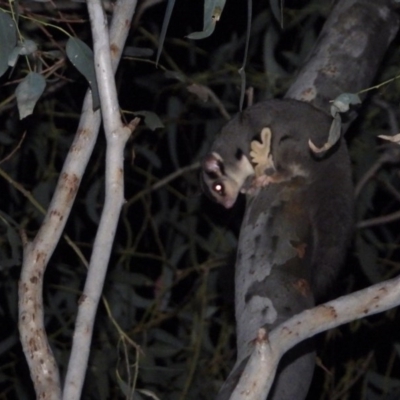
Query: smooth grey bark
[[286, 0, 399, 113], [217, 1, 399, 399]]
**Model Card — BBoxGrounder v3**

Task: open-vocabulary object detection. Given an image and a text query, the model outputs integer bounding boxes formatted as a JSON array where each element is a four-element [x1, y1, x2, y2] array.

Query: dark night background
[[1, 0, 400, 399]]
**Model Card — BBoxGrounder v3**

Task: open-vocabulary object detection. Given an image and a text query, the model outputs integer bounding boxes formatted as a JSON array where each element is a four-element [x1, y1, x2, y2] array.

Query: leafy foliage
[[0, 1, 400, 399], [0, 9, 17, 77], [66, 37, 100, 109]]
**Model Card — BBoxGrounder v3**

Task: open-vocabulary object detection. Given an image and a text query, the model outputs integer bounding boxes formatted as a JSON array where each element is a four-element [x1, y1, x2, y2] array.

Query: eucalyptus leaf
[[0, 335, 18, 357], [269, 0, 283, 27], [263, 23, 287, 81], [137, 389, 161, 400], [365, 370, 400, 392], [31, 180, 53, 210], [17, 39, 37, 55], [0, 10, 17, 77], [7, 47, 20, 68], [91, 351, 110, 400], [164, 70, 186, 82], [85, 179, 102, 224], [156, 0, 176, 65], [7, 22, 38, 68], [116, 376, 132, 398], [166, 96, 182, 169], [355, 235, 380, 284], [0, 131, 14, 145], [135, 146, 162, 169], [66, 37, 100, 110], [134, 111, 164, 130], [331, 92, 361, 115], [6, 224, 21, 267], [153, 329, 184, 348], [378, 133, 400, 144], [124, 46, 154, 58], [239, 0, 252, 111], [187, 0, 226, 40], [131, 290, 154, 308], [15, 72, 46, 119], [147, 343, 181, 358]]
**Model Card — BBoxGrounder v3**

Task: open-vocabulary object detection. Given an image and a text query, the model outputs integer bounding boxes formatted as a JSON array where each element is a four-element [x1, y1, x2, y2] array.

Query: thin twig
[[0, 131, 26, 165], [357, 209, 400, 229]]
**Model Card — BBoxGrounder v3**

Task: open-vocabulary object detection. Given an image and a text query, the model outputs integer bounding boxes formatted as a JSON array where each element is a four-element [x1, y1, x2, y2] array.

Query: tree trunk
[[217, 1, 399, 399]]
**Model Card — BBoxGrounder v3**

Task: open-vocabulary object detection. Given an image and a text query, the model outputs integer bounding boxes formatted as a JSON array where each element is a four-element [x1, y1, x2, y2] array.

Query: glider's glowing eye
[[213, 182, 224, 195]]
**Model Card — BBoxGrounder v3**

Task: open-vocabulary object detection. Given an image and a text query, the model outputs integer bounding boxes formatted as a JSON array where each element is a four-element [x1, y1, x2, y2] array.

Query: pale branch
[[357, 210, 400, 229], [230, 329, 275, 400], [231, 275, 400, 400], [87, 0, 123, 133], [19, 243, 62, 400], [18, 0, 138, 399], [62, 1, 139, 399]]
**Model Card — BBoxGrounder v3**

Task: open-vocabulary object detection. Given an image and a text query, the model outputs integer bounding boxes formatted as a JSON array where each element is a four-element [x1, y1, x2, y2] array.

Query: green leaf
[[124, 46, 154, 58], [134, 111, 164, 131], [0, 10, 17, 77], [15, 72, 46, 119], [0, 335, 18, 357], [8, 40, 38, 68], [239, 0, 252, 111], [135, 146, 162, 169], [17, 39, 38, 55], [137, 389, 161, 399], [6, 222, 21, 266], [66, 37, 100, 110], [269, 0, 283, 28], [166, 96, 182, 169], [7, 46, 20, 68], [263, 23, 287, 80], [331, 92, 362, 115], [187, 0, 226, 40], [156, 0, 176, 66], [355, 235, 380, 284], [85, 179, 102, 224], [238, 0, 253, 111]]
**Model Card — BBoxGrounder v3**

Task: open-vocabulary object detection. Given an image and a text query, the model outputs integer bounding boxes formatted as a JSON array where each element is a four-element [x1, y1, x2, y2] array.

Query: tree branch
[[232, 275, 400, 399], [18, 1, 138, 399], [62, 1, 139, 399]]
